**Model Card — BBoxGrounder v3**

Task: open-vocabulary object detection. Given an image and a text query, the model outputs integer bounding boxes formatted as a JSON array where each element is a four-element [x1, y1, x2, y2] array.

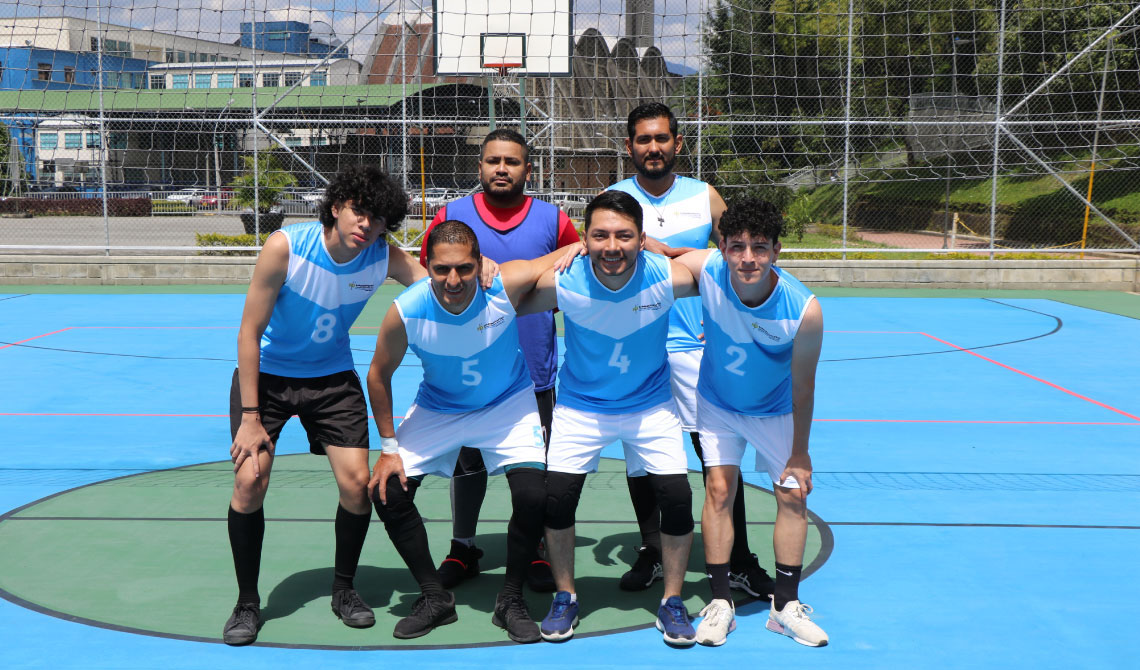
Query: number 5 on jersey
[[461, 359, 483, 386]]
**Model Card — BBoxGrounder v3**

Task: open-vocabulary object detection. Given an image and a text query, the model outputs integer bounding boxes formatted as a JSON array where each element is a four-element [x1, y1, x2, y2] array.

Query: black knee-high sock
[[450, 447, 488, 539], [706, 562, 732, 601], [693, 432, 751, 565], [374, 477, 443, 594], [773, 563, 803, 611], [503, 468, 547, 596], [228, 505, 264, 604], [333, 504, 370, 592], [626, 474, 661, 552]]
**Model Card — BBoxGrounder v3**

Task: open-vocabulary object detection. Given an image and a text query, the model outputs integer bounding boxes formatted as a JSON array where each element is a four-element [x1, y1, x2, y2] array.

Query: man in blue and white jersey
[[518, 190, 701, 646], [223, 166, 429, 646], [672, 193, 828, 648], [365, 220, 568, 644], [608, 103, 772, 600]]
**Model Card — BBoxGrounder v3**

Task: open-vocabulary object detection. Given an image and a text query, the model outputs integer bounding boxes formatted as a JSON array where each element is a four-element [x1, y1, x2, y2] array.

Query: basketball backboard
[[433, 0, 573, 76]]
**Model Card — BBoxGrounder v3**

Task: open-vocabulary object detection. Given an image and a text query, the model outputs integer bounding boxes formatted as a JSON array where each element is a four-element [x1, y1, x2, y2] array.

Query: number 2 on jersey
[[608, 342, 631, 374], [724, 345, 747, 376]]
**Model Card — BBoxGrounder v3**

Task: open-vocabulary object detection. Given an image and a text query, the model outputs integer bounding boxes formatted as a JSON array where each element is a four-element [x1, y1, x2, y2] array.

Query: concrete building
[[146, 58, 361, 91], [240, 20, 348, 59]]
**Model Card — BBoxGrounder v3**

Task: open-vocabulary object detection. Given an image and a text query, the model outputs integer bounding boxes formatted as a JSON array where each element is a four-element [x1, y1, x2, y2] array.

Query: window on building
[[37, 63, 52, 81], [172, 74, 189, 89], [195, 73, 212, 89], [165, 49, 176, 63], [216, 74, 234, 88], [283, 72, 302, 87], [262, 73, 279, 87], [285, 136, 304, 147], [63, 67, 75, 84], [65, 133, 82, 149], [309, 71, 327, 87], [86, 133, 100, 148], [239, 73, 254, 88], [108, 133, 127, 149], [40, 133, 58, 150], [150, 74, 166, 89], [176, 51, 186, 63], [41, 161, 55, 180], [91, 37, 100, 52]]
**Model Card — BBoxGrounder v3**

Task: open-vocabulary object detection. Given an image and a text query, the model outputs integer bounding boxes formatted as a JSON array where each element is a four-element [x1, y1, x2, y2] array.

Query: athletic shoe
[[655, 595, 696, 646], [729, 553, 776, 598], [766, 598, 829, 647], [222, 602, 261, 646], [492, 592, 542, 643], [694, 598, 736, 647], [331, 588, 375, 628], [392, 590, 458, 639], [438, 540, 483, 589], [539, 591, 580, 642], [619, 545, 663, 591]]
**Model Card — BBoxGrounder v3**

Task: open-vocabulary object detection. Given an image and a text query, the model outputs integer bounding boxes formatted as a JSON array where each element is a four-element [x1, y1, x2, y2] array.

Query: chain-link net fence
[[1, 1, 1139, 256]]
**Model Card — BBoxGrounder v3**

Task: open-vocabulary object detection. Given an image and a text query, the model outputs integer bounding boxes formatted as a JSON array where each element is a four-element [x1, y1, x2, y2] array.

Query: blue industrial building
[[240, 21, 348, 59]]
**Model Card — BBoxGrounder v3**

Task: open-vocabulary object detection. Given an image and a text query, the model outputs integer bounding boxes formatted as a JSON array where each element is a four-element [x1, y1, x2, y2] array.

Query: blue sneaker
[[656, 596, 696, 646], [540, 591, 579, 641]]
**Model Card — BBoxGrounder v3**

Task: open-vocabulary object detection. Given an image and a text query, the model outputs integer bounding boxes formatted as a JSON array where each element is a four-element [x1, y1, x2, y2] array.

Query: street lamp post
[[213, 98, 235, 214]]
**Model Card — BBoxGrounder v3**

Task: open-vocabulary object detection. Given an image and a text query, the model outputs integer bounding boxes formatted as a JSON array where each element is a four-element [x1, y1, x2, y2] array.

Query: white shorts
[[668, 349, 702, 431], [395, 387, 546, 478], [696, 394, 800, 489], [547, 401, 688, 476]]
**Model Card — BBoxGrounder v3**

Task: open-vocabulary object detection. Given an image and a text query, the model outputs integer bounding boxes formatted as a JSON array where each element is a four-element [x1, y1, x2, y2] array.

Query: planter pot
[[240, 211, 285, 236]]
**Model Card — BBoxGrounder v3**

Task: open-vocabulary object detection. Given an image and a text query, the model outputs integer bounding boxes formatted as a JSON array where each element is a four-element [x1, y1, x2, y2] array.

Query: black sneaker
[[526, 548, 556, 593], [491, 592, 541, 643], [331, 588, 375, 628], [729, 553, 776, 598], [392, 590, 458, 639], [438, 540, 483, 589], [222, 602, 261, 646], [619, 545, 663, 591]]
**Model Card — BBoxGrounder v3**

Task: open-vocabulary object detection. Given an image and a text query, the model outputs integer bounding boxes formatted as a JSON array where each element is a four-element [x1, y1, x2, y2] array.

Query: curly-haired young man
[[222, 166, 430, 646]]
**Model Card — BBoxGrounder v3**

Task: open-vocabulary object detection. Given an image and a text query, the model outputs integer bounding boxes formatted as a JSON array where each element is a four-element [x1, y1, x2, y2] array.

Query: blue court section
[[1, 290, 1138, 669]]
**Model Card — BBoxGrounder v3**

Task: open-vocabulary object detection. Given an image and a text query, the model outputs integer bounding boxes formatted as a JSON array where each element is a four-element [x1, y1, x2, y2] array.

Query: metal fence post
[[989, 0, 1009, 259], [841, 0, 856, 258]]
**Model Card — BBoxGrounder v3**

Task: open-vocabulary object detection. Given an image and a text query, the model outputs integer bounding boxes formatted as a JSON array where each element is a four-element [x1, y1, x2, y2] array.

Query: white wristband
[[380, 437, 399, 454]]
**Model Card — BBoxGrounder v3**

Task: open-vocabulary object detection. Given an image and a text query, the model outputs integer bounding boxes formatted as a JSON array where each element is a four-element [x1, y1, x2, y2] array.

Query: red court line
[[0, 413, 409, 419], [0, 327, 75, 351], [919, 331, 1140, 422]]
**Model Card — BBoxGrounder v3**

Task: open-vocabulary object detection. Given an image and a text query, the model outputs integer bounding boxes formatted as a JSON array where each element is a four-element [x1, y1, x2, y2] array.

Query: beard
[[481, 175, 526, 201], [633, 152, 676, 180]]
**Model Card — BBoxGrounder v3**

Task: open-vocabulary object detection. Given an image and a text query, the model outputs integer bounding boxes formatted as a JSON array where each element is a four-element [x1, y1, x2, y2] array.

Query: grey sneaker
[[729, 553, 775, 598], [331, 588, 375, 628], [392, 590, 458, 639], [222, 602, 261, 646], [766, 598, 828, 647], [492, 592, 541, 643], [695, 598, 736, 646]]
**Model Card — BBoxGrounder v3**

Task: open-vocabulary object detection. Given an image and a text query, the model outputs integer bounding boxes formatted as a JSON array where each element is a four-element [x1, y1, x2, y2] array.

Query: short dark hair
[[718, 193, 784, 245], [425, 219, 481, 263], [627, 102, 678, 140], [585, 190, 644, 233], [481, 128, 530, 163], [318, 165, 407, 233]]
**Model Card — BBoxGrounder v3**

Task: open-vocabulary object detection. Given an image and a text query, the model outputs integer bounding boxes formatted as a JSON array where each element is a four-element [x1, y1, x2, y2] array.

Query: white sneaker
[[766, 598, 828, 647], [694, 598, 736, 646]]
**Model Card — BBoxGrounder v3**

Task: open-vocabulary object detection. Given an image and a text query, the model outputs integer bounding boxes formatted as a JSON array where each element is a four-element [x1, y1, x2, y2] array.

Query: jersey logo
[[751, 322, 782, 342], [477, 316, 506, 332], [631, 302, 662, 312], [348, 282, 375, 292]]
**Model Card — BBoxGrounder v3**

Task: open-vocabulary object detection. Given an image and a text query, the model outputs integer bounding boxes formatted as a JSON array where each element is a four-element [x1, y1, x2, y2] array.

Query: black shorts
[[229, 369, 370, 455]]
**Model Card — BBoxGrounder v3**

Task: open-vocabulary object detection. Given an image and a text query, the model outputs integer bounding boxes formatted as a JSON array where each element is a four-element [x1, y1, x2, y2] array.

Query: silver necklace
[[643, 185, 674, 227]]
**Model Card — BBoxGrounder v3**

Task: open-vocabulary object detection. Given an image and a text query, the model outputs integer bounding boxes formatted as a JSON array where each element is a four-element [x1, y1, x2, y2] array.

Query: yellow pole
[[1080, 160, 1096, 260]]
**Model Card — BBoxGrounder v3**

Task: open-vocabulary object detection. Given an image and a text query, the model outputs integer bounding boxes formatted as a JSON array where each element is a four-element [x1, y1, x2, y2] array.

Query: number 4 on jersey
[[608, 342, 631, 374]]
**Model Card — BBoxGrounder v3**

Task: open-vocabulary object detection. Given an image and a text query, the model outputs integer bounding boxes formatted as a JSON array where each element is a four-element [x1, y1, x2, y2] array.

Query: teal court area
[[1, 286, 1138, 669]]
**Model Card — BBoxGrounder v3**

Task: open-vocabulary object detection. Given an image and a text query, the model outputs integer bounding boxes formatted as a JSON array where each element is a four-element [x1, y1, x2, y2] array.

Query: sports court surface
[[1, 284, 1137, 669]]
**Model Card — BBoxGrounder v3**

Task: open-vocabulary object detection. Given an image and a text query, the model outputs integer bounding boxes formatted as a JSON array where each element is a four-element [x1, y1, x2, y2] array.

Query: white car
[[166, 188, 209, 206]]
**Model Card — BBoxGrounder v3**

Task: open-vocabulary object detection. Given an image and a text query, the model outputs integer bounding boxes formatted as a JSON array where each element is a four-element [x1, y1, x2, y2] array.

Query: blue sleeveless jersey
[[260, 221, 389, 378], [608, 176, 712, 353], [395, 275, 532, 413], [442, 195, 561, 391], [697, 251, 816, 416], [556, 252, 674, 413]]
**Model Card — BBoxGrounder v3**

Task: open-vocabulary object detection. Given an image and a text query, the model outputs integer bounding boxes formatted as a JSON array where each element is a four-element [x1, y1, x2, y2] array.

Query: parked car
[[200, 188, 233, 208], [299, 190, 324, 213], [166, 188, 209, 206]]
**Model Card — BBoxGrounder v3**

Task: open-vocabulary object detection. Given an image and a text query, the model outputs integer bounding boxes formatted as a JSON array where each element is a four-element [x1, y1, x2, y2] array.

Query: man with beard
[[606, 103, 774, 601], [418, 129, 579, 592]]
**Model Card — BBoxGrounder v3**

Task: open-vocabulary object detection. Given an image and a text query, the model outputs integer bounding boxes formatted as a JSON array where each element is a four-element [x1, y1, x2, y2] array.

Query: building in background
[[240, 20, 348, 59]]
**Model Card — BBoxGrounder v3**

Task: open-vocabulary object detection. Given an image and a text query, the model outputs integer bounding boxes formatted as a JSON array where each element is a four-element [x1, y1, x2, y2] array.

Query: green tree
[[229, 153, 297, 213]]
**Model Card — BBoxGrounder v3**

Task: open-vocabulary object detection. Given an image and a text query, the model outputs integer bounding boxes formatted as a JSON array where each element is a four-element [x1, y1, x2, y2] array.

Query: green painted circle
[[0, 455, 830, 649]]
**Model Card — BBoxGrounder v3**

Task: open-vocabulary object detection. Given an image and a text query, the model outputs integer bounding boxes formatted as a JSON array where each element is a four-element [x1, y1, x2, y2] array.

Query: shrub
[[0, 197, 151, 216], [195, 232, 270, 256]]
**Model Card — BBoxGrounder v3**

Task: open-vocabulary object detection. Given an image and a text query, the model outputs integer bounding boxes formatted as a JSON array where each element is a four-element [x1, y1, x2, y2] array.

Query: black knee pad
[[505, 466, 546, 512], [647, 473, 694, 536], [371, 475, 420, 526], [545, 471, 586, 531]]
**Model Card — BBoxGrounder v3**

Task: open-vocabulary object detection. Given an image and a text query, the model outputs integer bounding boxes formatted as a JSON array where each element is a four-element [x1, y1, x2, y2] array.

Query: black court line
[[0, 294, 30, 302], [822, 298, 1062, 363], [0, 458, 834, 651]]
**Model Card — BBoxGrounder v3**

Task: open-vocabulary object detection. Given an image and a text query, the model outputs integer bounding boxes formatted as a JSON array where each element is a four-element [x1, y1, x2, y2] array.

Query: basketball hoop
[[483, 62, 523, 78]]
